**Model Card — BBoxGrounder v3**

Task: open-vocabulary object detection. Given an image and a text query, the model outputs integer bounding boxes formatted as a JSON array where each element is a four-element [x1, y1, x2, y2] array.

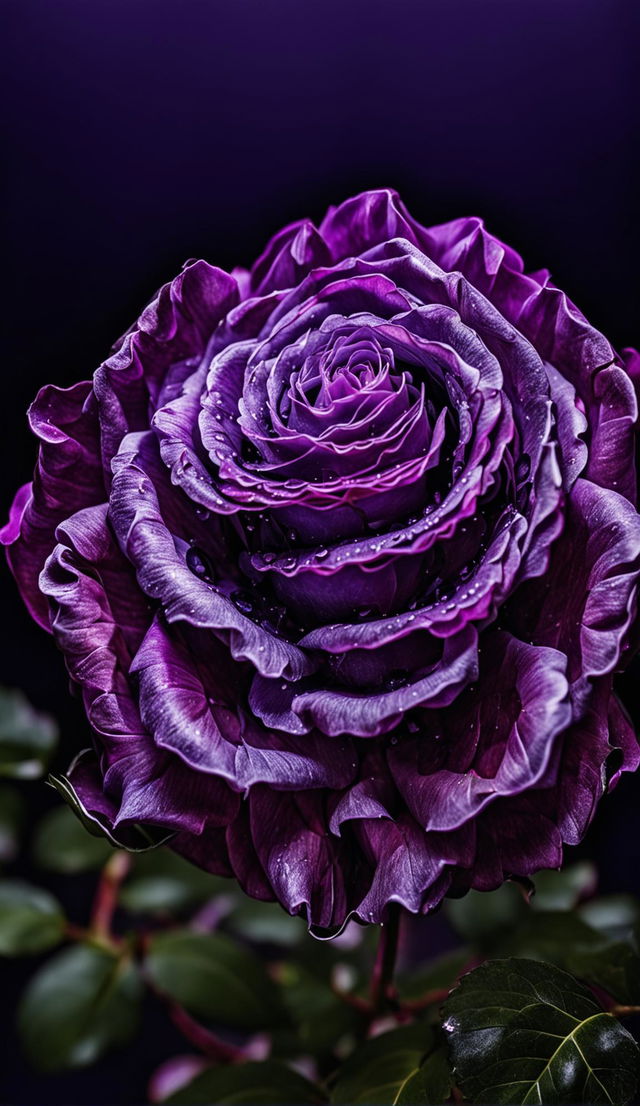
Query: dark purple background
[[2, 0, 640, 1101]]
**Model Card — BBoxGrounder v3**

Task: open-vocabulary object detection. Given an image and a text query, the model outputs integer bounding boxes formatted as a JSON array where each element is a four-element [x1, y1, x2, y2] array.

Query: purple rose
[[4, 189, 640, 932]]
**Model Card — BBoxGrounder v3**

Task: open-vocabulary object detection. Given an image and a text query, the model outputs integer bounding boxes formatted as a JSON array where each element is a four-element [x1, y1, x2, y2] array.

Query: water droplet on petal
[[232, 591, 254, 614], [186, 547, 215, 582]]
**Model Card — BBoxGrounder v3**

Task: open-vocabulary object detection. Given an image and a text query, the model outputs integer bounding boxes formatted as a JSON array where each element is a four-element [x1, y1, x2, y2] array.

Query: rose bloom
[[4, 190, 640, 932]]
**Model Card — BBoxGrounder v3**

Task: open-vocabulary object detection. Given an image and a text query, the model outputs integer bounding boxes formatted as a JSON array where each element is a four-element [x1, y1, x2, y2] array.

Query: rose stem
[[370, 903, 402, 1012], [90, 850, 131, 942], [167, 1002, 246, 1064]]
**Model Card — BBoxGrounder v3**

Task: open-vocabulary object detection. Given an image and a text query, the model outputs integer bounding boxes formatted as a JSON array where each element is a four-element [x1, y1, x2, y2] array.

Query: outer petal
[[517, 479, 640, 681], [319, 189, 425, 262], [94, 261, 238, 473], [39, 503, 239, 838], [467, 679, 640, 893], [388, 632, 571, 832], [425, 215, 638, 501], [1, 383, 105, 628], [353, 815, 475, 921], [248, 788, 363, 931], [249, 219, 331, 296]]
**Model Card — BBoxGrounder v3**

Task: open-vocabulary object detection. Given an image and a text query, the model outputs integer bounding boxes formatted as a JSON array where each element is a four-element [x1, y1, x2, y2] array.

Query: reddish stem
[[90, 850, 131, 940], [370, 905, 402, 1012], [64, 922, 90, 942], [330, 982, 372, 1015], [167, 1002, 246, 1063]]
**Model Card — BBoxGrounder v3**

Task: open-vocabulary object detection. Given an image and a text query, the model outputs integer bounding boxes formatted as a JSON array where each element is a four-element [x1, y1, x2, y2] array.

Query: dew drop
[[232, 591, 254, 614], [186, 547, 215, 582]]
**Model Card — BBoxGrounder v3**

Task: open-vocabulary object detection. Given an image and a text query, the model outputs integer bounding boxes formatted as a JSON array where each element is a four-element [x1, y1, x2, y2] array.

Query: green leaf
[[331, 1023, 434, 1104], [419, 1046, 454, 1104], [389, 1045, 454, 1105], [0, 879, 65, 955], [146, 930, 287, 1030], [445, 883, 527, 944], [18, 943, 143, 1070], [530, 863, 596, 912], [163, 1060, 326, 1104], [49, 751, 175, 851], [0, 686, 58, 779], [392, 1067, 428, 1105], [443, 957, 640, 1104], [0, 784, 26, 862], [120, 848, 227, 915], [503, 911, 640, 1004], [32, 805, 115, 873]]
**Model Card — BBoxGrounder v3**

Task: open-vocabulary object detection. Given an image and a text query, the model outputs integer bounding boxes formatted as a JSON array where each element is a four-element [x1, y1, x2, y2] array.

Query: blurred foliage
[[18, 943, 143, 1071], [146, 930, 288, 1030], [0, 784, 26, 863], [0, 879, 65, 955], [32, 804, 115, 874], [2, 684, 640, 1105], [163, 1061, 327, 1105], [0, 686, 58, 779]]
